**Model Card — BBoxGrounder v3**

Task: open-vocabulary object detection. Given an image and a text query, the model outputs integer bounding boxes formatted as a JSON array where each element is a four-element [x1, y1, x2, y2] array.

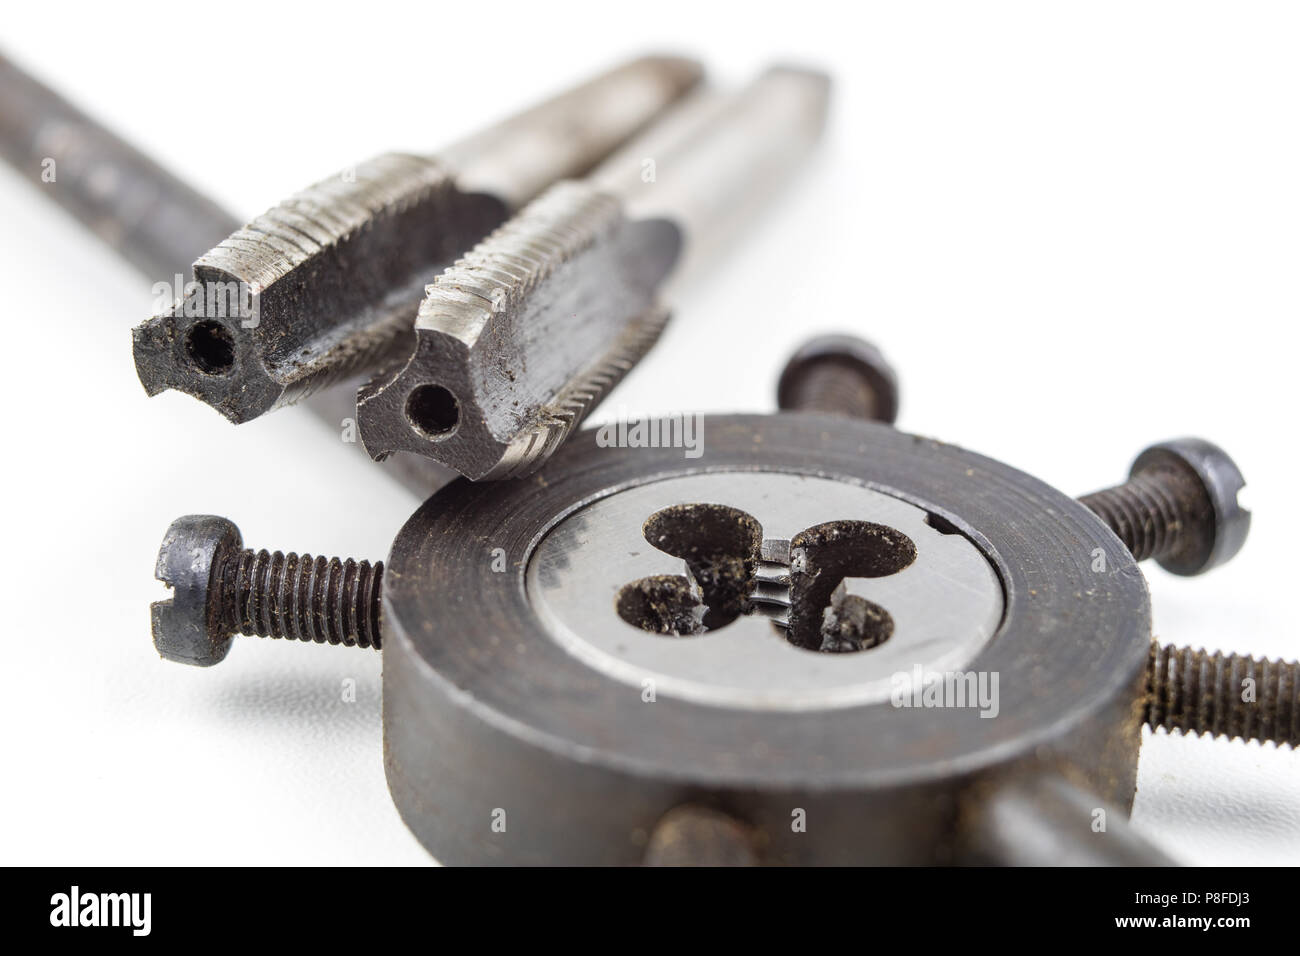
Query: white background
[[1, 1, 1296, 865]]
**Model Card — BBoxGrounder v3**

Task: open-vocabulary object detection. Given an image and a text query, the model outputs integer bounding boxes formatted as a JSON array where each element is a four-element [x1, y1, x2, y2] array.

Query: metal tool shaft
[[589, 66, 830, 284], [128, 55, 703, 424], [962, 774, 1178, 866], [0, 52, 701, 495], [0, 51, 239, 280], [357, 67, 831, 480], [0, 55, 447, 494], [442, 56, 707, 210]]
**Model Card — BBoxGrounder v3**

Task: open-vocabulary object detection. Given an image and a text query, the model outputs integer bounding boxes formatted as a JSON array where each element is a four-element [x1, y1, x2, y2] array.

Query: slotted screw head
[[1130, 438, 1250, 576], [1080, 437, 1250, 576], [151, 515, 383, 667], [152, 515, 242, 667]]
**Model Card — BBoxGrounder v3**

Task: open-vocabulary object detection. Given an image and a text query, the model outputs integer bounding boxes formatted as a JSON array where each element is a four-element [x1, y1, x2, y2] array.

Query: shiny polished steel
[[356, 67, 831, 480], [528, 471, 1003, 710]]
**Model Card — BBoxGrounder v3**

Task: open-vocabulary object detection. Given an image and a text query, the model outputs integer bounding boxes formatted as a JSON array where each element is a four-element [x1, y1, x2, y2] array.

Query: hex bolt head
[[152, 515, 243, 667], [777, 333, 900, 424], [1079, 437, 1250, 576], [151, 515, 384, 667]]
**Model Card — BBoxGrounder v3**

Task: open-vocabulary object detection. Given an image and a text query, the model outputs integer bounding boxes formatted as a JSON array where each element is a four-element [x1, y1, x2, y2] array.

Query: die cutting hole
[[184, 321, 235, 375], [406, 385, 460, 439], [616, 575, 704, 635], [814, 593, 895, 654], [636, 503, 762, 633], [616, 505, 914, 653], [788, 520, 916, 652]]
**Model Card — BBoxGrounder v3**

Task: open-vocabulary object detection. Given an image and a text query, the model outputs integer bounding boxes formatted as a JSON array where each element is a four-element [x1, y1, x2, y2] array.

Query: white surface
[[1, 1, 1297, 865]]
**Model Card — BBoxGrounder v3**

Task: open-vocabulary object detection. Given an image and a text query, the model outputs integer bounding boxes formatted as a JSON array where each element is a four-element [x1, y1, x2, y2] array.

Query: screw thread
[[784, 360, 879, 420], [1079, 472, 1189, 563], [218, 548, 383, 649], [1147, 644, 1299, 747]]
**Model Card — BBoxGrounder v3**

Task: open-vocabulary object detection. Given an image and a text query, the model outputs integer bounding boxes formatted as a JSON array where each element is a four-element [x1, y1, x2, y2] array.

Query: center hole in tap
[[406, 384, 460, 439], [184, 321, 236, 375]]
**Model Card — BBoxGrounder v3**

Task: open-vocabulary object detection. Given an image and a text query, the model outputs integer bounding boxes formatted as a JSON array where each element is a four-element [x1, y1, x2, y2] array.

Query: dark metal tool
[[356, 67, 830, 480], [0, 52, 697, 496], [150, 334, 1291, 865], [126, 56, 703, 424], [151, 515, 383, 667], [8, 50, 1283, 865], [374, 405, 1266, 866]]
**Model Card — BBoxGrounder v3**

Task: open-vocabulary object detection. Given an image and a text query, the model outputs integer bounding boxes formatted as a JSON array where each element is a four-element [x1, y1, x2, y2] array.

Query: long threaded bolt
[[152, 515, 382, 667], [1147, 644, 1299, 747], [1079, 438, 1250, 576], [777, 334, 899, 423]]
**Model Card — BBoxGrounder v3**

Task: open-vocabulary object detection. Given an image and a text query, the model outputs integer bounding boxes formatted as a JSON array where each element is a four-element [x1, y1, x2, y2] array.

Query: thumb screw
[[1078, 438, 1250, 576], [152, 515, 383, 667], [777, 334, 899, 423]]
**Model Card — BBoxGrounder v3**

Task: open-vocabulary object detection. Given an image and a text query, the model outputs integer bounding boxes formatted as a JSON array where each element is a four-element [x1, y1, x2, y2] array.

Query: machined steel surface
[[381, 414, 1153, 865], [528, 472, 1003, 710], [3, 54, 684, 498], [129, 56, 703, 424], [356, 68, 830, 479], [139, 331, 1287, 864], [9, 48, 1282, 864]]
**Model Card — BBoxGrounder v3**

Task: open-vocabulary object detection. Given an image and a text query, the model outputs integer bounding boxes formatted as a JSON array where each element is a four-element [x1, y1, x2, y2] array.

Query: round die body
[[382, 414, 1151, 864]]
